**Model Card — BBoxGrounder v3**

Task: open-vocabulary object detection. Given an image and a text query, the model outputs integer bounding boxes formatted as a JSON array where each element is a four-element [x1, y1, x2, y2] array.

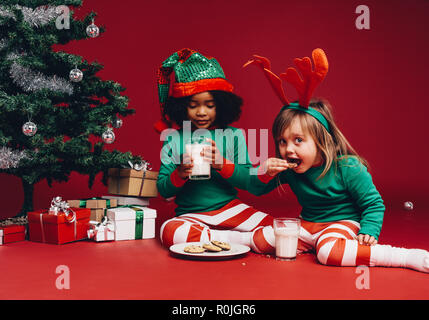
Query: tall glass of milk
[[273, 218, 300, 261], [185, 137, 211, 180]]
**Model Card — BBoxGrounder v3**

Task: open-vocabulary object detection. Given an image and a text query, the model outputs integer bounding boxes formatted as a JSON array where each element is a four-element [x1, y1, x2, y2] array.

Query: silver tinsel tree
[[0, 0, 138, 218], [8, 53, 74, 94], [0, 5, 60, 28], [0, 5, 73, 94]]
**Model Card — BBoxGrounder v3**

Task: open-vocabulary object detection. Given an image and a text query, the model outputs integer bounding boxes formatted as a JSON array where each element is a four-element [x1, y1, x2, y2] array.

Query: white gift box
[[106, 206, 156, 241], [102, 195, 149, 207], [0, 230, 3, 245]]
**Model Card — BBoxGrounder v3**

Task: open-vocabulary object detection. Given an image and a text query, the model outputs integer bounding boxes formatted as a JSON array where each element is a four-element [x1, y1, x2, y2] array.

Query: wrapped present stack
[[87, 205, 157, 242], [23, 160, 159, 245], [86, 160, 158, 242]]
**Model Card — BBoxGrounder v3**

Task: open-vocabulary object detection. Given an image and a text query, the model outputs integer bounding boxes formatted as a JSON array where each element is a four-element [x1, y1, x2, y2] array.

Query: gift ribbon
[[138, 170, 147, 198], [78, 198, 112, 208], [118, 205, 144, 239], [38, 211, 77, 243], [40, 213, 45, 243]]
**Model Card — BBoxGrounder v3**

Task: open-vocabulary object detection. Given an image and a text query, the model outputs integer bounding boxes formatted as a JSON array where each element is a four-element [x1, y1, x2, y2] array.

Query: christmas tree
[[0, 0, 140, 217]]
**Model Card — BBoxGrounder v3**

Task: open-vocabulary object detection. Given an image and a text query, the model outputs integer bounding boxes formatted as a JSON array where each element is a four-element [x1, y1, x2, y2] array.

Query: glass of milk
[[273, 218, 300, 261], [185, 137, 211, 180]]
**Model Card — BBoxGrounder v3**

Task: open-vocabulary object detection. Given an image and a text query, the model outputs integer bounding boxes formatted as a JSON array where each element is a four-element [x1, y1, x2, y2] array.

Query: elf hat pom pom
[[154, 48, 234, 133]]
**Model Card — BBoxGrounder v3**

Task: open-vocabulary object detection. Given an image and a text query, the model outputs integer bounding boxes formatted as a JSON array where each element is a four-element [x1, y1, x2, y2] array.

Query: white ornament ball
[[69, 68, 83, 82], [22, 121, 37, 136], [403, 201, 414, 211], [102, 128, 115, 144], [86, 23, 100, 38]]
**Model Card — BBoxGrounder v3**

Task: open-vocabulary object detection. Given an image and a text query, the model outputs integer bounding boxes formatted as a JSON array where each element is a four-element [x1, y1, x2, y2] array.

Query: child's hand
[[177, 153, 193, 180], [357, 234, 378, 246], [202, 138, 224, 171], [261, 158, 291, 176]]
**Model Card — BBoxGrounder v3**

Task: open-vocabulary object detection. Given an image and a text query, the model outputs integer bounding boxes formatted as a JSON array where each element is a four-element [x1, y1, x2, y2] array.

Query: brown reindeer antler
[[243, 55, 289, 105], [280, 48, 328, 108]]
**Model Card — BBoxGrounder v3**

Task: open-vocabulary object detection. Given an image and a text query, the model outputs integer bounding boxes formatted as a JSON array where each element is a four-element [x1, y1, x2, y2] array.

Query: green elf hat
[[154, 48, 234, 132], [243, 48, 330, 133]]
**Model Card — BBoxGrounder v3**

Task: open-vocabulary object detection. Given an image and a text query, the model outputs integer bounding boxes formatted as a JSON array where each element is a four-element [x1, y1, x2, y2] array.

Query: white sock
[[209, 229, 252, 246], [371, 245, 429, 273]]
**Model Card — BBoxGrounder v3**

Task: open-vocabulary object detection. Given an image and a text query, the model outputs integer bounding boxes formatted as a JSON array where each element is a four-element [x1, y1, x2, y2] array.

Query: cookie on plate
[[211, 240, 231, 251], [203, 243, 222, 252], [183, 245, 205, 254]]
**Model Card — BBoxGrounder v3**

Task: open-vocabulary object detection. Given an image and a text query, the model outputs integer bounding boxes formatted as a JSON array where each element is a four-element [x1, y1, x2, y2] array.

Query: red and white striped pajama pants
[[299, 219, 371, 266], [160, 199, 372, 266]]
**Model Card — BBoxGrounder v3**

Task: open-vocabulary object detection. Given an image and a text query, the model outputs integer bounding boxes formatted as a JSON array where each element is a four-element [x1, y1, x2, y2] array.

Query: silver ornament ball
[[403, 201, 414, 211], [69, 68, 83, 82], [102, 128, 115, 144], [22, 121, 37, 136], [86, 23, 100, 38]]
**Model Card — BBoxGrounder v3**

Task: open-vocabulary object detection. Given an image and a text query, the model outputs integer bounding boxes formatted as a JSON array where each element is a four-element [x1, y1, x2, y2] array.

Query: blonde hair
[[272, 98, 368, 180]]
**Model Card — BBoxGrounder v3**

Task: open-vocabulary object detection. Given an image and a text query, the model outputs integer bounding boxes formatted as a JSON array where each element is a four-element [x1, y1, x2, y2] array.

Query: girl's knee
[[316, 239, 346, 266], [316, 246, 331, 265]]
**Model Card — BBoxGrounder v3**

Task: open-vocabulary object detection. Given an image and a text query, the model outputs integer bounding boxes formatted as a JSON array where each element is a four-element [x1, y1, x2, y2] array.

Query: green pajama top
[[156, 126, 253, 216], [225, 156, 385, 239]]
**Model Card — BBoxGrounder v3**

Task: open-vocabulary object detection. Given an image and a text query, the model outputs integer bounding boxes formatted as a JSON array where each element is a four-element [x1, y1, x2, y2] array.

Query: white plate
[[169, 242, 250, 260]]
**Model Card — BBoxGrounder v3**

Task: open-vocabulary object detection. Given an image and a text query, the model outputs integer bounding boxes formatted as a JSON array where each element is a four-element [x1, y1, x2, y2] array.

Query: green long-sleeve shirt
[[156, 126, 253, 216], [230, 156, 385, 239]]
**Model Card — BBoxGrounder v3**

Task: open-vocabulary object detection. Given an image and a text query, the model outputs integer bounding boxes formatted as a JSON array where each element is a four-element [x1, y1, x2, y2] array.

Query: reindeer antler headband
[[243, 48, 330, 133]]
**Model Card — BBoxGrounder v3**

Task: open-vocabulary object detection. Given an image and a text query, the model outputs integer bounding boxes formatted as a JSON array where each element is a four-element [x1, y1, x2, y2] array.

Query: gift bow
[[87, 216, 115, 240], [49, 196, 76, 223], [39, 196, 77, 243], [127, 160, 152, 171]]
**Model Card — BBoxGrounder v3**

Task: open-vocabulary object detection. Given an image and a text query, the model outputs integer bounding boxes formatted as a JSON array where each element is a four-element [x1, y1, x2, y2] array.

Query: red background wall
[[1, 0, 428, 219]]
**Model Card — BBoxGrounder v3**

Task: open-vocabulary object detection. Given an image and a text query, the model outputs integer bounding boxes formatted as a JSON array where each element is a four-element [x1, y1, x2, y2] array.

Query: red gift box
[[0, 225, 26, 245], [27, 208, 90, 244]]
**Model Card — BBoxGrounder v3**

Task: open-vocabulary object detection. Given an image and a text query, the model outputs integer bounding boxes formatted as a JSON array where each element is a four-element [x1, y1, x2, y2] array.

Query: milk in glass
[[185, 138, 211, 180], [273, 218, 300, 261]]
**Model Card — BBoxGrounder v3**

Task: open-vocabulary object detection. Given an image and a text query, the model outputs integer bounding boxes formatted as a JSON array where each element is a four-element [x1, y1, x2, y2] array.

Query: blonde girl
[[221, 49, 429, 272]]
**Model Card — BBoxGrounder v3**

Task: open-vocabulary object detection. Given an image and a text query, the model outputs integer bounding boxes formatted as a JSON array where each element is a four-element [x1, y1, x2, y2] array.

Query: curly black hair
[[163, 90, 243, 128]]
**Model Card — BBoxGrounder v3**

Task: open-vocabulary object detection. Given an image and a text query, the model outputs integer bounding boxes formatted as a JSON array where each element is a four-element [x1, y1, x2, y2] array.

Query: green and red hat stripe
[[155, 48, 234, 132]]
